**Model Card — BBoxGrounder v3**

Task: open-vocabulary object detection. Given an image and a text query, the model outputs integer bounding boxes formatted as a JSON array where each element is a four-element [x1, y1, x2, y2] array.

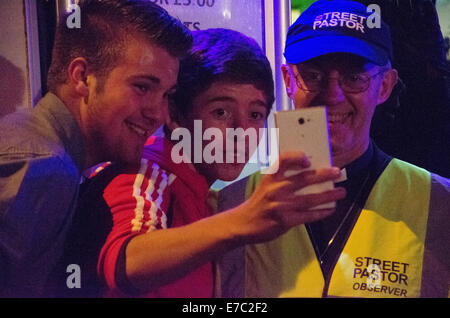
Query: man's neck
[[332, 140, 370, 169], [55, 86, 97, 170]]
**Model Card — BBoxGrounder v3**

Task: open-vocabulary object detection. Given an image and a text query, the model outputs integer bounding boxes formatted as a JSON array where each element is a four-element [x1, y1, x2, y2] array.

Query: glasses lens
[[298, 70, 323, 92], [341, 73, 369, 93], [295, 69, 382, 93]]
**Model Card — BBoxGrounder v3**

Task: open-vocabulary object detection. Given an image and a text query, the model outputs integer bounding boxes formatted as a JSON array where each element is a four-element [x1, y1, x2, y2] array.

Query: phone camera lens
[[298, 118, 305, 125]]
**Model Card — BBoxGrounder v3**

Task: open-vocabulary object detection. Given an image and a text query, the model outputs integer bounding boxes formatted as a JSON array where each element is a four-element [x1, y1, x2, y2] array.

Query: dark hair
[[172, 28, 275, 119], [47, 0, 192, 92]]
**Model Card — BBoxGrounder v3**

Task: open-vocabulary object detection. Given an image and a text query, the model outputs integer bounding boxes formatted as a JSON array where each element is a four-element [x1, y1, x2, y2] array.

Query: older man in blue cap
[[216, 0, 449, 298]]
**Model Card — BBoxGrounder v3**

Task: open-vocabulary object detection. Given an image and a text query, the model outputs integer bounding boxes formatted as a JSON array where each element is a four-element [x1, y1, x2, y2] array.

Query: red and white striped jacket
[[97, 137, 214, 297]]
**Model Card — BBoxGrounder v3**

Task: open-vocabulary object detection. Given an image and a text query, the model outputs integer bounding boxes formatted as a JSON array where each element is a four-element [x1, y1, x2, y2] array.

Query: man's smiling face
[[82, 36, 179, 165], [283, 53, 397, 167], [178, 81, 268, 185]]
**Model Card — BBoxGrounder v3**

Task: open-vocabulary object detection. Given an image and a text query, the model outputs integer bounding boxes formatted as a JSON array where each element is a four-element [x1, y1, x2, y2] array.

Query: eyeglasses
[[293, 68, 387, 93]]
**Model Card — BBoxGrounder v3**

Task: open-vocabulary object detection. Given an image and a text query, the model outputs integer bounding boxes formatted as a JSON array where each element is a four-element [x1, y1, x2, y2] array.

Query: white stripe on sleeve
[[131, 158, 149, 232]]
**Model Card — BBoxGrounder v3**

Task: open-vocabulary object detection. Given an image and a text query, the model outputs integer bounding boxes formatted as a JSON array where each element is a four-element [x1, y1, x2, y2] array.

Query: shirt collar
[[35, 93, 85, 172], [336, 141, 374, 183]]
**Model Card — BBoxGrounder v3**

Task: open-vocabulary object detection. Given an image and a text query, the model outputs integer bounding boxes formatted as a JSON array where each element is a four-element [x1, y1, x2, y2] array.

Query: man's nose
[[224, 115, 247, 142], [233, 113, 253, 132], [318, 73, 346, 106]]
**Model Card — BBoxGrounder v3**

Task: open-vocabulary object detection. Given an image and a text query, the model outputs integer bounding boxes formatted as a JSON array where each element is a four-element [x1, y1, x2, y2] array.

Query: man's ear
[[67, 57, 90, 97], [377, 68, 398, 105], [281, 64, 293, 98]]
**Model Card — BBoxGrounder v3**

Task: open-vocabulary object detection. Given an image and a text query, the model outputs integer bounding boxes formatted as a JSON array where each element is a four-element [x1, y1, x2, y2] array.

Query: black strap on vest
[[306, 145, 392, 297]]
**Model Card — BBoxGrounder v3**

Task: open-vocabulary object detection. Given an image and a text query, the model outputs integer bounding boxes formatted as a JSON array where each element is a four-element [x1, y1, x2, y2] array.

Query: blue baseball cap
[[284, 0, 393, 66]]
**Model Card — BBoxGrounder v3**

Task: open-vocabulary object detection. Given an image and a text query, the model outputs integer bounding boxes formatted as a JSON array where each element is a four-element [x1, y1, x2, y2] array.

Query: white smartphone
[[274, 106, 335, 209]]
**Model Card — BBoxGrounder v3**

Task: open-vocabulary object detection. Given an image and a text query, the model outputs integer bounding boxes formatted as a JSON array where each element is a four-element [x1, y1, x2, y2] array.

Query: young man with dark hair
[[79, 28, 345, 298], [0, 0, 191, 297]]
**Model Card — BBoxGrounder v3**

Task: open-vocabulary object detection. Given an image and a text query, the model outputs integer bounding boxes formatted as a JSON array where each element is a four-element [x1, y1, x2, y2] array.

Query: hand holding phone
[[275, 107, 336, 209]]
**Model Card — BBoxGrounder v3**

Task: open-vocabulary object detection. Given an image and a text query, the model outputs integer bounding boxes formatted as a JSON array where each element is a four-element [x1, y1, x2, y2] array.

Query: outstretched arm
[[100, 152, 345, 294]]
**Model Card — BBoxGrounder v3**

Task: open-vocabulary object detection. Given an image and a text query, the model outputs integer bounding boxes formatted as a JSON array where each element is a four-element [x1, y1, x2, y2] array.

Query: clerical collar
[[335, 141, 375, 184]]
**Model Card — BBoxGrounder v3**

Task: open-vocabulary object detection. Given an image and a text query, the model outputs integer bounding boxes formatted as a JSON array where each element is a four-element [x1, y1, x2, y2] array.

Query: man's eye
[[212, 108, 228, 119], [215, 109, 226, 116], [346, 74, 365, 83], [134, 84, 149, 94], [250, 111, 265, 120], [304, 72, 323, 82]]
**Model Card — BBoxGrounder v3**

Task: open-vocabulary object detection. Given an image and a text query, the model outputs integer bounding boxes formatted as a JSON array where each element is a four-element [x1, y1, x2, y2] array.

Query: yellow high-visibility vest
[[243, 159, 431, 298]]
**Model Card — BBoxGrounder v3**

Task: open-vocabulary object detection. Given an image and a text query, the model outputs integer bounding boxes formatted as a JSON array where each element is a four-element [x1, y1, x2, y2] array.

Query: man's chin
[[216, 163, 245, 181]]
